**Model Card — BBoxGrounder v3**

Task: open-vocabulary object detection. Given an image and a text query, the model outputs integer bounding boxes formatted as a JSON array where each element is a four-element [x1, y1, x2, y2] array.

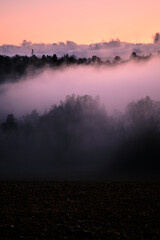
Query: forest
[[0, 95, 160, 180], [0, 52, 154, 84]]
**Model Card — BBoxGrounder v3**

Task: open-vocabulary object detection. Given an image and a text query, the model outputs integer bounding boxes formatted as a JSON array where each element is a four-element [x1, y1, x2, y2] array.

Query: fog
[[0, 57, 160, 117], [1, 57, 160, 180]]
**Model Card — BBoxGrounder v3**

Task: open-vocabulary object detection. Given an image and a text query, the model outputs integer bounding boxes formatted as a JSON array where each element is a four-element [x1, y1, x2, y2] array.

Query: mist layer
[[0, 57, 160, 117]]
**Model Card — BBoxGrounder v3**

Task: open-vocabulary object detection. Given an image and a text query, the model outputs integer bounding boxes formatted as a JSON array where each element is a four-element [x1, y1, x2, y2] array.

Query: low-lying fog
[[0, 57, 160, 117], [1, 57, 160, 180]]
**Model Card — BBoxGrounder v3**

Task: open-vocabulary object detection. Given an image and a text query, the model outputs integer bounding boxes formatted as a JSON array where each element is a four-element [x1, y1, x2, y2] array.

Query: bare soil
[[0, 182, 160, 239]]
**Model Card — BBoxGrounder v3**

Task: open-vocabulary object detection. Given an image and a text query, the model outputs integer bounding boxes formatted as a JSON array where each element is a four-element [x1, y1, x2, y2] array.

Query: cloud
[[1, 38, 160, 60]]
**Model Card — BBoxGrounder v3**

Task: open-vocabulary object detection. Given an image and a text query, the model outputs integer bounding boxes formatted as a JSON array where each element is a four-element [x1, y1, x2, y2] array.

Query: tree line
[[0, 52, 154, 84], [0, 95, 160, 180]]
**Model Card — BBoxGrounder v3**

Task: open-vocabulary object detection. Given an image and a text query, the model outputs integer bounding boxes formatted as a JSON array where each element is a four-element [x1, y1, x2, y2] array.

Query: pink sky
[[1, 57, 160, 116], [0, 0, 160, 45]]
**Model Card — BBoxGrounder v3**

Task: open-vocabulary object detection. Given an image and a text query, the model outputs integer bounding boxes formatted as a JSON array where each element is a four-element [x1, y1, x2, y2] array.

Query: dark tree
[[114, 56, 121, 63], [1, 114, 18, 132], [130, 52, 138, 59], [91, 55, 101, 64]]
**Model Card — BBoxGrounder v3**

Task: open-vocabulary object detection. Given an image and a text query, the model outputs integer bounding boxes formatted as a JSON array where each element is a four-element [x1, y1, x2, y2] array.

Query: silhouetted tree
[[130, 52, 138, 60], [153, 33, 160, 43], [91, 56, 101, 64], [52, 54, 58, 63], [1, 114, 18, 132], [114, 56, 121, 63], [0, 95, 160, 179], [0, 53, 153, 85]]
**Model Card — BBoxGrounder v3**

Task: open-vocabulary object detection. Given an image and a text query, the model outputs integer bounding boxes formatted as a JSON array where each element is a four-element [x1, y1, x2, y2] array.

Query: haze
[[0, 57, 160, 117]]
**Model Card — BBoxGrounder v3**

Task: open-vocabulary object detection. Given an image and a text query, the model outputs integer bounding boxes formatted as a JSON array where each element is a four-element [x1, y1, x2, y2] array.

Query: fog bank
[[0, 57, 160, 117]]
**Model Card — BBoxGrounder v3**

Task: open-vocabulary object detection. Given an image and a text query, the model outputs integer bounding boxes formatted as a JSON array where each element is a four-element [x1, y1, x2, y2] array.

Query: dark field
[[0, 182, 160, 240]]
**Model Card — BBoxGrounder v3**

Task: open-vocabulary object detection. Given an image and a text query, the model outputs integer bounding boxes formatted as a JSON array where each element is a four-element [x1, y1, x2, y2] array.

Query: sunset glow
[[0, 0, 160, 45]]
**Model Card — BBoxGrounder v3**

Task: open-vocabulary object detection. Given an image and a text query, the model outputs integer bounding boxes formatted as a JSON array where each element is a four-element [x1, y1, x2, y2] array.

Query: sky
[[0, 0, 160, 45]]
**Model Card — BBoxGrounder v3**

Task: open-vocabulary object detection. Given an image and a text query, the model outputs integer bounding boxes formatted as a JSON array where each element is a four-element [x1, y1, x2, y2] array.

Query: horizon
[[1, 37, 160, 60], [0, 37, 159, 47]]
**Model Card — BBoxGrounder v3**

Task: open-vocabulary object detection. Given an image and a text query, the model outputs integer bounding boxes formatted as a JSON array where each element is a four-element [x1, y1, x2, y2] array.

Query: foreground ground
[[0, 182, 160, 240]]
